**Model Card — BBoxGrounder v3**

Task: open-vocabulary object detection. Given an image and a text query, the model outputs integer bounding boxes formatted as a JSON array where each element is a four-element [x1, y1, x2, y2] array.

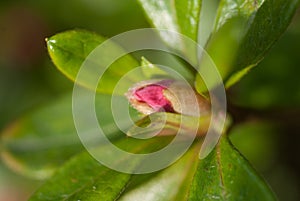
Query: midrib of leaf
[[216, 141, 226, 200], [113, 174, 133, 201]]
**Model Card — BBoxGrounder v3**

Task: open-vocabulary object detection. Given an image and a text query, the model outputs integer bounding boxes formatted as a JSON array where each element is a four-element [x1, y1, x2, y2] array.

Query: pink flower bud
[[126, 80, 210, 116]]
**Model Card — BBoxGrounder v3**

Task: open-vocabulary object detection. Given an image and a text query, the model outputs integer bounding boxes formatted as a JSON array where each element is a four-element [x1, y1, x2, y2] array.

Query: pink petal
[[134, 84, 174, 112]]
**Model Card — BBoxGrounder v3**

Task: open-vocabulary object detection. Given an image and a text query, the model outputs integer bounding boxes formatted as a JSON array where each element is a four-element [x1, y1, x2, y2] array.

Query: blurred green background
[[0, 1, 299, 200]]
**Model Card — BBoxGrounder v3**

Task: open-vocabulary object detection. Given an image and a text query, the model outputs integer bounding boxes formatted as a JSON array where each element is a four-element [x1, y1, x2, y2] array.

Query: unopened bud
[[125, 79, 210, 117]]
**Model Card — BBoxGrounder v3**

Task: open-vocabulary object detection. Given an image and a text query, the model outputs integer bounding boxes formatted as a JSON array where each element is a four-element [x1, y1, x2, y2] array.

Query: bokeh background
[[0, 1, 299, 200]]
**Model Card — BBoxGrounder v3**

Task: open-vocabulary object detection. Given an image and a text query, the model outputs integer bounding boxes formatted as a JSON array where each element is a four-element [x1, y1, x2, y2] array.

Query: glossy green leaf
[[197, 0, 219, 47], [196, 0, 264, 91], [188, 135, 276, 201], [194, 0, 300, 91], [213, 0, 265, 31], [201, 0, 265, 79], [225, 0, 300, 89], [29, 136, 180, 201], [234, 0, 300, 72], [231, 18, 300, 109], [47, 30, 140, 95], [137, 0, 201, 58], [195, 17, 247, 93], [28, 151, 130, 201], [29, 134, 276, 200]]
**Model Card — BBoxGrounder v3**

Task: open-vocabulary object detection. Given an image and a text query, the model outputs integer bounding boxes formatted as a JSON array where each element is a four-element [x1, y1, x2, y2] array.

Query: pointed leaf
[[194, 0, 299, 91], [234, 0, 300, 72], [138, 0, 202, 58], [47, 30, 140, 94], [188, 135, 276, 201], [29, 151, 130, 201], [29, 136, 178, 201], [140, 57, 171, 79], [140, 56, 196, 84], [29, 134, 276, 200], [213, 0, 265, 31]]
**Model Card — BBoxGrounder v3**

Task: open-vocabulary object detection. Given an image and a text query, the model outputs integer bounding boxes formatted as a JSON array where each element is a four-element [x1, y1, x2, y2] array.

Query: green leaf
[[0, 93, 123, 180], [213, 0, 265, 31], [29, 135, 276, 200], [225, 65, 254, 89], [223, 0, 300, 88], [234, 0, 300, 73], [118, 142, 201, 201], [28, 151, 131, 201], [127, 112, 210, 138], [195, 17, 247, 93], [140, 56, 196, 84], [140, 57, 171, 79], [194, 0, 300, 91], [229, 121, 278, 170], [47, 30, 140, 95], [137, 0, 201, 58], [188, 135, 276, 201], [0, 94, 82, 179], [28, 136, 181, 201], [231, 19, 300, 109], [201, 0, 265, 80]]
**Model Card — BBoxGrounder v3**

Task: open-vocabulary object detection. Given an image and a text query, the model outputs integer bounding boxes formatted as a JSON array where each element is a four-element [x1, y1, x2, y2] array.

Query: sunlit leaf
[[213, 0, 265, 31], [195, 0, 299, 90], [234, 0, 300, 72], [28, 136, 181, 201], [29, 134, 276, 200], [195, 17, 247, 93], [137, 0, 202, 59], [47, 30, 140, 95]]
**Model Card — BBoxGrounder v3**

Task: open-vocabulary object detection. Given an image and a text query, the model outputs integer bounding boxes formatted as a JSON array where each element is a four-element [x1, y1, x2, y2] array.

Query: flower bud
[[125, 79, 210, 117]]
